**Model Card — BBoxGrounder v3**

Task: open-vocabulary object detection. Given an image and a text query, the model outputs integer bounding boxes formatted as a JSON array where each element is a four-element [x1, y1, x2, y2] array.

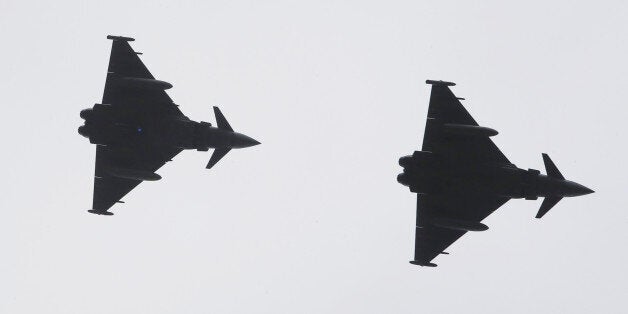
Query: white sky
[[1, 1, 626, 313]]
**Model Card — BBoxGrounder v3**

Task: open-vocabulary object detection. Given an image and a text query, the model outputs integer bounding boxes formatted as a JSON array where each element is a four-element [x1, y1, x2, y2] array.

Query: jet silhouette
[[397, 80, 593, 267], [79, 35, 259, 215]]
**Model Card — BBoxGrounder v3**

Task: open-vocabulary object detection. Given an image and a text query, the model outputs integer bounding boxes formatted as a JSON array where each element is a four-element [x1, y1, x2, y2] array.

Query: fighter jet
[[397, 80, 593, 267], [78, 35, 260, 216]]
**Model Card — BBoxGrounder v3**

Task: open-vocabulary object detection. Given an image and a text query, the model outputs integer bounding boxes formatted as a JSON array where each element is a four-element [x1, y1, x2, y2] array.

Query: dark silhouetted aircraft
[[397, 80, 593, 267], [79, 35, 259, 216]]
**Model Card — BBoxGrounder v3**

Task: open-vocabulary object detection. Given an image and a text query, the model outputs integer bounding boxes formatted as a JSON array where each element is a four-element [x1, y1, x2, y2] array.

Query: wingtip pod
[[87, 209, 114, 216], [426, 79, 456, 86], [410, 261, 437, 267], [107, 35, 135, 42]]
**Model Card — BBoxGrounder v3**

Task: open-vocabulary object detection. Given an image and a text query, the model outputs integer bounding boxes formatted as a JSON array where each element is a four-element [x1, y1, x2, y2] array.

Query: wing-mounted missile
[[431, 217, 489, 232], [107, 35, 135, 41], [106, 167, 162, 181], [119, 77, 173, 90], [443, 123, 498, 137], [426, 79, 456, 86]]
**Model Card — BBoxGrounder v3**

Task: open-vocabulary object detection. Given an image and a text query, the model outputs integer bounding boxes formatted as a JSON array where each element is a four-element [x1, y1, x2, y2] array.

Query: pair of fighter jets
[[79, 36, 593, 267]]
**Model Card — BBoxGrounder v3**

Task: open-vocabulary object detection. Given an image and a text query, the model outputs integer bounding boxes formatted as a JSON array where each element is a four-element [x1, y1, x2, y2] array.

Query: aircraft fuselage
[[78, 106, 259, 151], [397, 152, 593, 200]]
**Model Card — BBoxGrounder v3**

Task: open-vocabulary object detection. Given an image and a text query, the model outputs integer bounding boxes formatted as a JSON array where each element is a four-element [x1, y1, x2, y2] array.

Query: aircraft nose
[[564, 181, 594, 197], [233, 133, 260, 148], [578, 185, 594, 195]]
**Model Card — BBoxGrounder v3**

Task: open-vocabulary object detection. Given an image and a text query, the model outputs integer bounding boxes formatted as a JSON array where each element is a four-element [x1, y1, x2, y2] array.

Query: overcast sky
[[1, 1, 626, 313]]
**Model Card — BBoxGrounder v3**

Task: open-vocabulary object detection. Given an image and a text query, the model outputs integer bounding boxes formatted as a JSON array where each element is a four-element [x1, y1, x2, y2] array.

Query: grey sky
[[1, 0, 626, 313]]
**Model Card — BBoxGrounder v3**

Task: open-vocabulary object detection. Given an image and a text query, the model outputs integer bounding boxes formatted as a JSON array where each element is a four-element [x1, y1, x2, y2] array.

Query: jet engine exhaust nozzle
[[397, 173, 410, 186]]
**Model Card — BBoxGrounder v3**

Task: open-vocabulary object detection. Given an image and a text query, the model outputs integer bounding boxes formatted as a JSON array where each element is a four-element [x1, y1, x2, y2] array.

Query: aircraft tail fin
[[536, 196, 563, 218], [206, 147, 232, 169], [214, 106, 234, 132], [542, 153, 564, 180]]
